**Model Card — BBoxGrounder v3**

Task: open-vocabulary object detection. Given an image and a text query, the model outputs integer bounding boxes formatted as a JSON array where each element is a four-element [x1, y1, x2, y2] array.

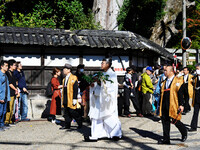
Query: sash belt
[[164, 88, 170, 92]]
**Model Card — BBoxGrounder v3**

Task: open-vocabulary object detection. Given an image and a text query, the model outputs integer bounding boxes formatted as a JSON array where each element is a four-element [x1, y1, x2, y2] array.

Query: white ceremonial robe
[[89, 68, 122, 139]]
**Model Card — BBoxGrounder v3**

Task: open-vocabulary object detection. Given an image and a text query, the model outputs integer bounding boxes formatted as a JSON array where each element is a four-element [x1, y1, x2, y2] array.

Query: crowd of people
[[0, 60, 30, 131], [1, 57, 200, 144], [48, 59, 200, 143], [48, 58, 122, 141], [121, 63, 200, 144]]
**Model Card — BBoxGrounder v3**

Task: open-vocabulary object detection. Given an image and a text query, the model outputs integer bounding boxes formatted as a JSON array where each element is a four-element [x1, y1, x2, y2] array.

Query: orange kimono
[[50, 77, 61, 115]]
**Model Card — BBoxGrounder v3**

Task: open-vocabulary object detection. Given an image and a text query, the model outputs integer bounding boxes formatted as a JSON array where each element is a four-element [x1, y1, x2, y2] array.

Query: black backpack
[[45, 79, 53, 97]]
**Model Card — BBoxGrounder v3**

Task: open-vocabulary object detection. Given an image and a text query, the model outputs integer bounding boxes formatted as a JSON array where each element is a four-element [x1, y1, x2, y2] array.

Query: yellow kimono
[[192, 77, 198, 107], [61, 74, 78, 109], [178, 74, 194, 99], [159, 76, 183, 120]]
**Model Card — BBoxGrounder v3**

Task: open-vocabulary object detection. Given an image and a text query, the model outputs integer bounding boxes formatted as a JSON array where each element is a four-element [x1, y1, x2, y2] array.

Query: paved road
[[0, 110, 199, 150]]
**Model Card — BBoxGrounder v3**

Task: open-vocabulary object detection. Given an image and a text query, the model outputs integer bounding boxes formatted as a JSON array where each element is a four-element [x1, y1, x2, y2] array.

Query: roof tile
[[0, 26, 173, 59]]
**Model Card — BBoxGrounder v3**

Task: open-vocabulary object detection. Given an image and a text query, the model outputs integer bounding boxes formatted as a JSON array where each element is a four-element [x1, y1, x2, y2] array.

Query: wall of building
[[0, 45, 161, 119]]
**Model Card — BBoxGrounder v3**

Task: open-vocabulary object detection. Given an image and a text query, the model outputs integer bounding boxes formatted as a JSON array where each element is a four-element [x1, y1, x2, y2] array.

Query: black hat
[[77, 64, 85, 69], [64, 63, 72, 69], [126, 67, 132, 72]]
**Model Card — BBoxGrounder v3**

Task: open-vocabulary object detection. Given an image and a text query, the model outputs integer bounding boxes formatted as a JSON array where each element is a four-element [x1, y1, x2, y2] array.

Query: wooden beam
[[41, 48, 45, 88], [166, 48, 200, 54], [22, 66, 102, 71], [79, 53, 83, 64]]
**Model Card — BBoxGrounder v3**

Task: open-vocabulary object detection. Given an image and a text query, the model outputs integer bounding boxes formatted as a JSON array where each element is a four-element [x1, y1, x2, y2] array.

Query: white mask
[[196, 70, 200, 75], [80, 69, 84, 73], [127, 74, 132, 79], [177, 73, 183, 77]]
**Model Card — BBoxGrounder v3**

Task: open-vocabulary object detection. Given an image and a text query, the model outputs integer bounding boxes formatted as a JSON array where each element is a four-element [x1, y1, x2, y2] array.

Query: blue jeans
[[18, 93, 28, 120], [0, 100, 7, 127]]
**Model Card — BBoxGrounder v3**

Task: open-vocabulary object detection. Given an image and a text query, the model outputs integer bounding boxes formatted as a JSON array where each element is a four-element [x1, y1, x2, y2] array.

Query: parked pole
[[182, 0, 187, 67]]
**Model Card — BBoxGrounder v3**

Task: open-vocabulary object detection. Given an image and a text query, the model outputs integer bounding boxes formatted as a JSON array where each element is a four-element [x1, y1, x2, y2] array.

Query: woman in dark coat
[[50, 68, 63, 123]]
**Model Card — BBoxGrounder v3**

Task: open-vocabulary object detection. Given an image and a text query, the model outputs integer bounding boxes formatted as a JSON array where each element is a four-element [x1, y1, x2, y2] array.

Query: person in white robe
[[85, 58, 122, 141]]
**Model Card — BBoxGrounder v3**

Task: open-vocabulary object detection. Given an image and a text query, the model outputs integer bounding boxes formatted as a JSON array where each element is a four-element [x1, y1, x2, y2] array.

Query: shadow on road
[[54, 119, 91, 138], [144, 115, 161, 122], [121, 135, 157, 150], [130, 127, 162, 141]]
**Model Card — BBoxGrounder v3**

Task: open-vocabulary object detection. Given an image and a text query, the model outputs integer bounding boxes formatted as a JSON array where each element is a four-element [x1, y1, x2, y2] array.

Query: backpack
[[45, 79, 53, 97]]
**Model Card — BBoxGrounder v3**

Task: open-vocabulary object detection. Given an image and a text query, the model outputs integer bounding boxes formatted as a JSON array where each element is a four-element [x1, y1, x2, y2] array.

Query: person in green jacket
[[141, 66, 154, 116]]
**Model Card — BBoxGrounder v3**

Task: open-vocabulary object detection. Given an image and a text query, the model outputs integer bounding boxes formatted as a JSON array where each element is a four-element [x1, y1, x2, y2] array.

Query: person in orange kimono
[[50, 68, 63, 123], [158, 66, 187, 144]]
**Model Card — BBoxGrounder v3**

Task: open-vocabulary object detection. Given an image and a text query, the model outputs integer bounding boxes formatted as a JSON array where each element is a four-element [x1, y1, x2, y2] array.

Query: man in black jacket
[[188, 63, 200, 132], [5, 59, 18, 126], [131, 65, 143, 117]]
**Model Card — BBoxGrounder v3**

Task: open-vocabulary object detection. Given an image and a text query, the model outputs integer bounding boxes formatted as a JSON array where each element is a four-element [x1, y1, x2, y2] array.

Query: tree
[[117, 0, 166, 38], [186, 3, 200, 49], [0, 0, 101, 30]]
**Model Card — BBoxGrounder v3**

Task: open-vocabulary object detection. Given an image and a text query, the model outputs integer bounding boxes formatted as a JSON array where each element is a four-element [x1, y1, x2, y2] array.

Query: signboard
[[112, 56, 129, 76]]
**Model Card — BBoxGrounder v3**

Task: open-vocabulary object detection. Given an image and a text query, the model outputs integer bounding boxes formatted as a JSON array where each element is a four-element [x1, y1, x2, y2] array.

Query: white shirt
[[184, 74, 188, 83], [166, 75, 175, 89], [64, 73, 71, 86], [163, 75, 166, 81]]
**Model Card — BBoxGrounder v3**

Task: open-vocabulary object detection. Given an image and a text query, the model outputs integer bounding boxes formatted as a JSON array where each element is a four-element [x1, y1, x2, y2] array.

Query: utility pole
[[196, 49, 200, 63], [182, 0, 187, 67]]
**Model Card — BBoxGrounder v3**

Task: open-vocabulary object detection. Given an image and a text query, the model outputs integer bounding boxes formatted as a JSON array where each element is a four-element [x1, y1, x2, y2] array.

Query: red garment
[[50, 77, 61, 115], [82, 87, 89, 106]]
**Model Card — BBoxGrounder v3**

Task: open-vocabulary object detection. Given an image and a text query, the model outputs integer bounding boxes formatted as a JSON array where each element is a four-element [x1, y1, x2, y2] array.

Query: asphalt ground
[[0, 109, 200, 150]]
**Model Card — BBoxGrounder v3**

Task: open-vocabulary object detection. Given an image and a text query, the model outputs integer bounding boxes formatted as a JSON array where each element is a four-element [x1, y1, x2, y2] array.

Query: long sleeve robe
[[89, 68, 118, 119]]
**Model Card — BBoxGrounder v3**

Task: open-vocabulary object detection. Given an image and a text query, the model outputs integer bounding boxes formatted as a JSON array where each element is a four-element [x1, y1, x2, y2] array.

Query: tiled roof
[[0, 26, 173, 59]]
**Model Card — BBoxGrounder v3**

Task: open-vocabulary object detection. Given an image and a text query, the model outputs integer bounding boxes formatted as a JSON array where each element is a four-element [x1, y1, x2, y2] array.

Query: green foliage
[[83, 72, 114, 84], [0, 0, 101, 30], [187, 61, 196, 72], [0, 3, 6, 26], [69, 9, 101, 30], [117, 0, 166, 37], [117, 0, 132, 31]]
